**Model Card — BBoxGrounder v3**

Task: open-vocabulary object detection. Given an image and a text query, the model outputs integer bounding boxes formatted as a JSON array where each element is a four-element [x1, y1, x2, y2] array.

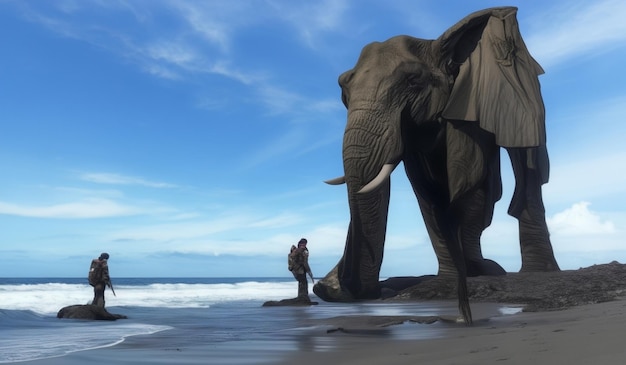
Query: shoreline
[[13, 297, 626, 365]]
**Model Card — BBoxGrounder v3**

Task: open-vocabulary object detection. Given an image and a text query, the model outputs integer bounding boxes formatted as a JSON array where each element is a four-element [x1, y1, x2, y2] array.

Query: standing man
[[288, 238, 314, 300], [88, 252, 112, 307]]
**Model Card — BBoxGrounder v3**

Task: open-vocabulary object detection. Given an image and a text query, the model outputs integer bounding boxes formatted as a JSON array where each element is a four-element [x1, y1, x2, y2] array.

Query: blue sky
[[1, 0, 625, 278]]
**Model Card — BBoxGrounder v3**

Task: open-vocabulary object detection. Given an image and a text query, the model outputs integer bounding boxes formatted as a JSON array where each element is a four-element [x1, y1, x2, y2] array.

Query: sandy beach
[[283, 297, 626, 365], [15, 297, 626, 365]]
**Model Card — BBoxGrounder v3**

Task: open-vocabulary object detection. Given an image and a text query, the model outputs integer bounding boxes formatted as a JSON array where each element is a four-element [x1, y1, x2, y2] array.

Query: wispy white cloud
[[106, 210, 309, 254], [269, 0, 349, 47], [0, 199, 142, 219], [146, 40, 198, 67], [109, 216, 248, 242], [20, 9, 80, 40], [238, 127, 307, 170], [144, 64, 181, 80], [166, 1, 253, 52], [256, 85, 305, 115], [237, 87, 342, 168], [253, 83, 342, 120], [209, 61, 262, 85], [14, 1, 249, 83], [10, 0, 336, 121], [249, 212, 304, 228], [156, 223, 348, 258], [526, 0, 626, 68], [80, 173, 177, 188]]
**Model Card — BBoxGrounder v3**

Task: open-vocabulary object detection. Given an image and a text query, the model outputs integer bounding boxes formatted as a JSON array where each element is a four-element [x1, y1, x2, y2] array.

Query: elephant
[[313, 7, 560, 324]]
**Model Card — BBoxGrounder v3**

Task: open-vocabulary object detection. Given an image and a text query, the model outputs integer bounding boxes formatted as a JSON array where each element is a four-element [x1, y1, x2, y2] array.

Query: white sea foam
[[0, 281, 298, 315], [0, 322, 171, 363], [0, 279, 300, 363]]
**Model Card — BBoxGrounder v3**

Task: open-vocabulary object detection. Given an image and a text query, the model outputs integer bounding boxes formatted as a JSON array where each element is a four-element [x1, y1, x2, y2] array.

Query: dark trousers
[[295, 273, 309, 299], [92, 283, 106, 307]]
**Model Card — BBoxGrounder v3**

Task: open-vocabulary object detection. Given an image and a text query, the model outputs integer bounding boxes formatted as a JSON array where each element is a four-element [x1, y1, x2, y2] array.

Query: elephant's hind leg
[[507, 147, 560, 272], [517, 206, 560, 272]]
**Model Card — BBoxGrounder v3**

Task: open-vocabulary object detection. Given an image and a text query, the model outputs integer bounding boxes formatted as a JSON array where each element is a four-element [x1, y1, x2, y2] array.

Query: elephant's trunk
[[334, 112, 401, 298], [338, 179, 390, 298]]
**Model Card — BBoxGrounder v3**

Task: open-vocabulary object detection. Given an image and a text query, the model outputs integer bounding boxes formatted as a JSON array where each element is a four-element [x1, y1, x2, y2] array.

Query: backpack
[[288, 246, 307, 274], [88, 259, 105, 286]]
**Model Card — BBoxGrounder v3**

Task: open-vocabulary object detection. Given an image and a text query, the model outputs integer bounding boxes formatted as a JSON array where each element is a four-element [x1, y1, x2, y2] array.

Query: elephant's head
[[337, 35, 451, 194], [334, 5, 523, 193]]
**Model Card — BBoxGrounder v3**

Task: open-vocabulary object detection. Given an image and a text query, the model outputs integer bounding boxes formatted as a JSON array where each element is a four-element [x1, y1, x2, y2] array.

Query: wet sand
[[281, 297, 626, 364], [17, 297, 626, 365]]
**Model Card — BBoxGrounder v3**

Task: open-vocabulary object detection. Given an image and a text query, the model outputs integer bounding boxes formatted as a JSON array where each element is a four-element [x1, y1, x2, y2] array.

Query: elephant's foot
[[312, 266, 355, 302], [518, 211, 560, 272], [519, 236, 560, 272], [438, 258, 506, 278], [520, 257, 560, 272], [467, 258, 507, 277]]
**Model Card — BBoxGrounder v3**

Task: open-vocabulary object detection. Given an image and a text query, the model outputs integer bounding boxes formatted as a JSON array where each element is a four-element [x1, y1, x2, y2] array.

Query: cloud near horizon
[[79, 172, 177, 188], [0, 199, 143, 219], [548, 202, 616, 236]]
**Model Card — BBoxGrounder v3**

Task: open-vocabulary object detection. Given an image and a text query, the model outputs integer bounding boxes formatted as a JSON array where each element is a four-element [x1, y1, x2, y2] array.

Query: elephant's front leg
[[507, 147, 560, 272], [409, 173, 473, 324], [401, 144, 462, 280], [313, 180, 390, 302], [451, 187, 506, 276]]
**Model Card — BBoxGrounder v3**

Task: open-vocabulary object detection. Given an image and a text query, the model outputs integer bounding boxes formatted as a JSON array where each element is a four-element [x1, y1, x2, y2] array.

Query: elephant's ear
[[435, 7, 546, 148]]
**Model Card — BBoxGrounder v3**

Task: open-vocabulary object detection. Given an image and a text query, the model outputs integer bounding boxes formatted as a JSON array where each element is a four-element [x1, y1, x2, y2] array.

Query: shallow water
[[0, 278, 522, 363]]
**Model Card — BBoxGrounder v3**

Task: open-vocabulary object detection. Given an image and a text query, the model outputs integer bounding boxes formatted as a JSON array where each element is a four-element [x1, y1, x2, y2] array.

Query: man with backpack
[[88, 252, 113, 307], [288, 238, 314, 300]]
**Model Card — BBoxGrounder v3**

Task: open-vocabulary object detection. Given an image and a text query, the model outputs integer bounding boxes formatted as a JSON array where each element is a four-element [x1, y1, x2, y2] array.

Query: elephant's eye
[[407, 74, 426, 89]]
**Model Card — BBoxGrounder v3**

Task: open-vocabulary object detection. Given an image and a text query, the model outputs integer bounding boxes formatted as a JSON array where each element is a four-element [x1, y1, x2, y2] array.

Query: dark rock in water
[[379, 275, 436, 299], [390, 261, 626, 312], [262, 297, 319, 307], [380, 275, 436, 292], [57, 304, 127, 320]]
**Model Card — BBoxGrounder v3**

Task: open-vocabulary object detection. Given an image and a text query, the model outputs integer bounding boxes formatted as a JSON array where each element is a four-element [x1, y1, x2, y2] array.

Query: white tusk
[[358, 163, 396, 193], [324, 176, 346, 185]]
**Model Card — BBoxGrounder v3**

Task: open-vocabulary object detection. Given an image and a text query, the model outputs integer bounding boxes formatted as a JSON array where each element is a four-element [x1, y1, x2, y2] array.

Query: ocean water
[[0, 277, 521, 364]]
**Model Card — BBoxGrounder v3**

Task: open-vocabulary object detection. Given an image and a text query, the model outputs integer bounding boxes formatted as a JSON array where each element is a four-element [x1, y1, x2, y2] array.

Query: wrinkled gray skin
[[313, 7, 559, 324]]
